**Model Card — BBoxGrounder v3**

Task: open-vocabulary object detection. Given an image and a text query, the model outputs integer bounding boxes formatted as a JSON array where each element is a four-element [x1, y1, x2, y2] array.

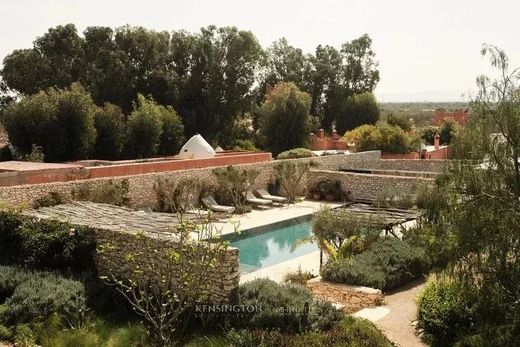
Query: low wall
[[370, 159, 447, 173], [0, 151, 381, 208], [307, 170, 433, 202], [381, 152, 420, 160], [306, 276, 383, 313], [94, 228, 239, 303]]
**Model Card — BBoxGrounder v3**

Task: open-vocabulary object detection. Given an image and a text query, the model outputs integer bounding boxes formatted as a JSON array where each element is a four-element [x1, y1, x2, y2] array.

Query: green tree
[[2, 83, 97, 162], [158, 105, 185, 156], [419, 46, 520, 344], [336, 92, 380, 134], [387, 113, 412, 131], [93, 103, 126, 160], [258, 82, 311, 155], [439, 118, 459, 145], [344, 123, 413, 154], [125, 95, 165, 158]]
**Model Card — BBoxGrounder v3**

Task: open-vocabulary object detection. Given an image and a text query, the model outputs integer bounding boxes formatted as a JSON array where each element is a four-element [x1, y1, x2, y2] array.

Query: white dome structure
[[178, 134, 216, 159]]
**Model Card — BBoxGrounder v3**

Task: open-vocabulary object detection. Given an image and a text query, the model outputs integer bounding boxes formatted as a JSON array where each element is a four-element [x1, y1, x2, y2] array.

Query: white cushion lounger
[[244, 191, 272, 206], [201, 196, 235, 213], [255, 188, 288, 204]]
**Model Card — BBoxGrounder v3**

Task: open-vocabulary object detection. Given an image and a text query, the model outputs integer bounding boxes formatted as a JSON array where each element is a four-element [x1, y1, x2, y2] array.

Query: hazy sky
[[1, 0, 519, 101]]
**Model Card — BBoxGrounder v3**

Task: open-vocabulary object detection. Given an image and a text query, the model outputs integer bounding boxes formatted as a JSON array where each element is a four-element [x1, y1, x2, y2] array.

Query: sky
[[1, 0, 519, 102]]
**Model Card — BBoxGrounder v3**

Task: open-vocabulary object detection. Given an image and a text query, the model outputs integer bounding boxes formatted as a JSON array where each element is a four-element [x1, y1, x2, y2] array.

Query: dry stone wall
[[307, 170, 434, 202], [94, 228, 239, 303], [0, 151, 381, 208], [306, 276, 383, 313]]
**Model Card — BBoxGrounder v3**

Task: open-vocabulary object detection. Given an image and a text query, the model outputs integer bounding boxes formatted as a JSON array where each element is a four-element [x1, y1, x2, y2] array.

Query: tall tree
[[258, 82, 311, 155], [336, 92, 380, 134]]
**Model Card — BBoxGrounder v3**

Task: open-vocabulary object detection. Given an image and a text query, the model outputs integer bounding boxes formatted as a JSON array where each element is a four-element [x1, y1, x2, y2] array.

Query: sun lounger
[[255, 189, 288, 204], [201, 196, 235, 213], [244, 191, 272, 206]]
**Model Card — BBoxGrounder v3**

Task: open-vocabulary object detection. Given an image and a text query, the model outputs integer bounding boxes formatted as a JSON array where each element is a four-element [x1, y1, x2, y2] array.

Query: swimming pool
[[230, 218, 318, 274]]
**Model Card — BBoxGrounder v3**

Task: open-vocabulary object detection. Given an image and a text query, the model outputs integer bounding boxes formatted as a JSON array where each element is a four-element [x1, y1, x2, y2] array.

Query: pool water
[[230, 221, 318, 273]]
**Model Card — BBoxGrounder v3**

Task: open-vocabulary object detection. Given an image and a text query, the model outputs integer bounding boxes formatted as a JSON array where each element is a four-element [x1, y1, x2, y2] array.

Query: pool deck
[[211, 199, 342, 283], [213, 199, 343, 238]]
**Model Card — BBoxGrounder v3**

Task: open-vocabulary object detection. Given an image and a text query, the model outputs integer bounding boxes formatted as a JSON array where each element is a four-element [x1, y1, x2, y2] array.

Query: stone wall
[[94, 228, 239, 303], [307, 170, 434, 202], [374, 159, 447, 172], [306, 276, 383, 313], [0, 151, 381, 208]]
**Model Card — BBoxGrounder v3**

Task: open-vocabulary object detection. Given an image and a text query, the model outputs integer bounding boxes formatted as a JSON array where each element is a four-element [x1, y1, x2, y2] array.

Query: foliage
[[438, 117, 459, 145], [236, 279, 342, 333], [99, 213, 230, 346], [232, 139, 257, 152], [33, 191, 67, 209], [321, 237, 430, 291], [311, 207, 383, 259], [154, 177, 208, 213], [212, 166, 259, 208], [157, 102, 185, 156], [13, 144, 45, 162], [72, 179, 130, 206], [420, 125, 438, 145], [274, 160, 315, 203], [414, 46, 520, 345], [283, 267, 315, 285], [315, 180, 345, 200], [189, 316, 392, 347], [93, 103, 126, 160], [373, 187, 417, 209], [386, 113, 412, 131], [125, 94, 167, 158], [14, 324, 35, 347], [336, 92, 380, 134], [344, 122, 415, 153], [417, 276, 478, 344], [0, 324, 11, 341], [0, 211, 96, 273], [258, 82, 311, 156], [277, 147, 314, 159], [1, 83, 97, 162], [3, 272, 87, 328]]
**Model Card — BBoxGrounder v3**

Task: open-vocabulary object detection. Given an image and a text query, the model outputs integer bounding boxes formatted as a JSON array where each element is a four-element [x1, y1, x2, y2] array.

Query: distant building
[[434, 108, 470, 127]]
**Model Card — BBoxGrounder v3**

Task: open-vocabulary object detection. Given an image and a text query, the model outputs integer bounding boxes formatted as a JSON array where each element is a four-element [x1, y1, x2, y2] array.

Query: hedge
[[0, 210, 96, 273], [321, 237, 430, 291]]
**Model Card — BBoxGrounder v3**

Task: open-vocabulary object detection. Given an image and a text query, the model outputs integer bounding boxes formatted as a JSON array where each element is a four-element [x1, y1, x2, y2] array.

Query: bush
[[125, 94, 163, 158], [236, 279, 342, 333], [0, 324, 11, 341], [14, 324, 35, 346], [387, 113, 412, 131], [93, 103, 126, 160], [274, 160, 316, 203], [154, 177, 208, 213], [277, 148, 314, 159], [72, 179, 130, 206], [33, 191, 66, 209], [4, 271, 87, 327], [321, 237, 430, 291], [344, 122, 415, 154], [0, 211, 96, 272], [284, 267, 315, 285], [191, 316, 392, 347], [417, 276, 478, 344], [157, 104, 185, 156]]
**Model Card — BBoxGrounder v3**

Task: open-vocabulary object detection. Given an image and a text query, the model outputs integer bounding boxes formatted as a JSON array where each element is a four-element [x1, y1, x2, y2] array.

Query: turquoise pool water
[[230, 220, 318, 273]]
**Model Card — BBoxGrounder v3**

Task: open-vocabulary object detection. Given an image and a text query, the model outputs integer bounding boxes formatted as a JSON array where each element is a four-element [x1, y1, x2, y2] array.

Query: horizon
[[2, 0, 520, 102]]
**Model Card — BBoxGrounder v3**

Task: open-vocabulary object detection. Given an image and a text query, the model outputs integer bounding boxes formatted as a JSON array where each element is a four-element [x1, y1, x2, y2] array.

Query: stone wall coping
[[307, 276, 382, 295], [310, 169, 434, 181]]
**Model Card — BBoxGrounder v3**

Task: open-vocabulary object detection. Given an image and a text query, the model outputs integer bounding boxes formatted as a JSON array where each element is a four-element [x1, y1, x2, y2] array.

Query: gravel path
[[355, 279, 427, 347]]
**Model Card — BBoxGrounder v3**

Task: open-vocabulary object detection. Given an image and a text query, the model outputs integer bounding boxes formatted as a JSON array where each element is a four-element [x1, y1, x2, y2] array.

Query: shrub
[[125, 94, 163, 158], [321, 237, 430, 291], [277, 148, 314, 159], [387, 113, 412, 131], [193, 316, 392, 347], [154, 177, 208, 213], [212, 166, 259, 208], [72, 179, 130, 206], [417, 276, 478, 344], [233, 139, 257, 151], [439, 118, 459, 145], [14, 324, 35, 347], [344, 122, 414, 154], [33, 191, 66, 209], [0, 324, 11, 341], [93, 103, 125, 160], [4, 272, 87, 327], [0, 266, 31, 302], [157, 104, 185, 156], [0, 211, 96, 272], [284, 267, 315, 285], [236, 279, 342, 333], [274, 160, 316, 203]]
